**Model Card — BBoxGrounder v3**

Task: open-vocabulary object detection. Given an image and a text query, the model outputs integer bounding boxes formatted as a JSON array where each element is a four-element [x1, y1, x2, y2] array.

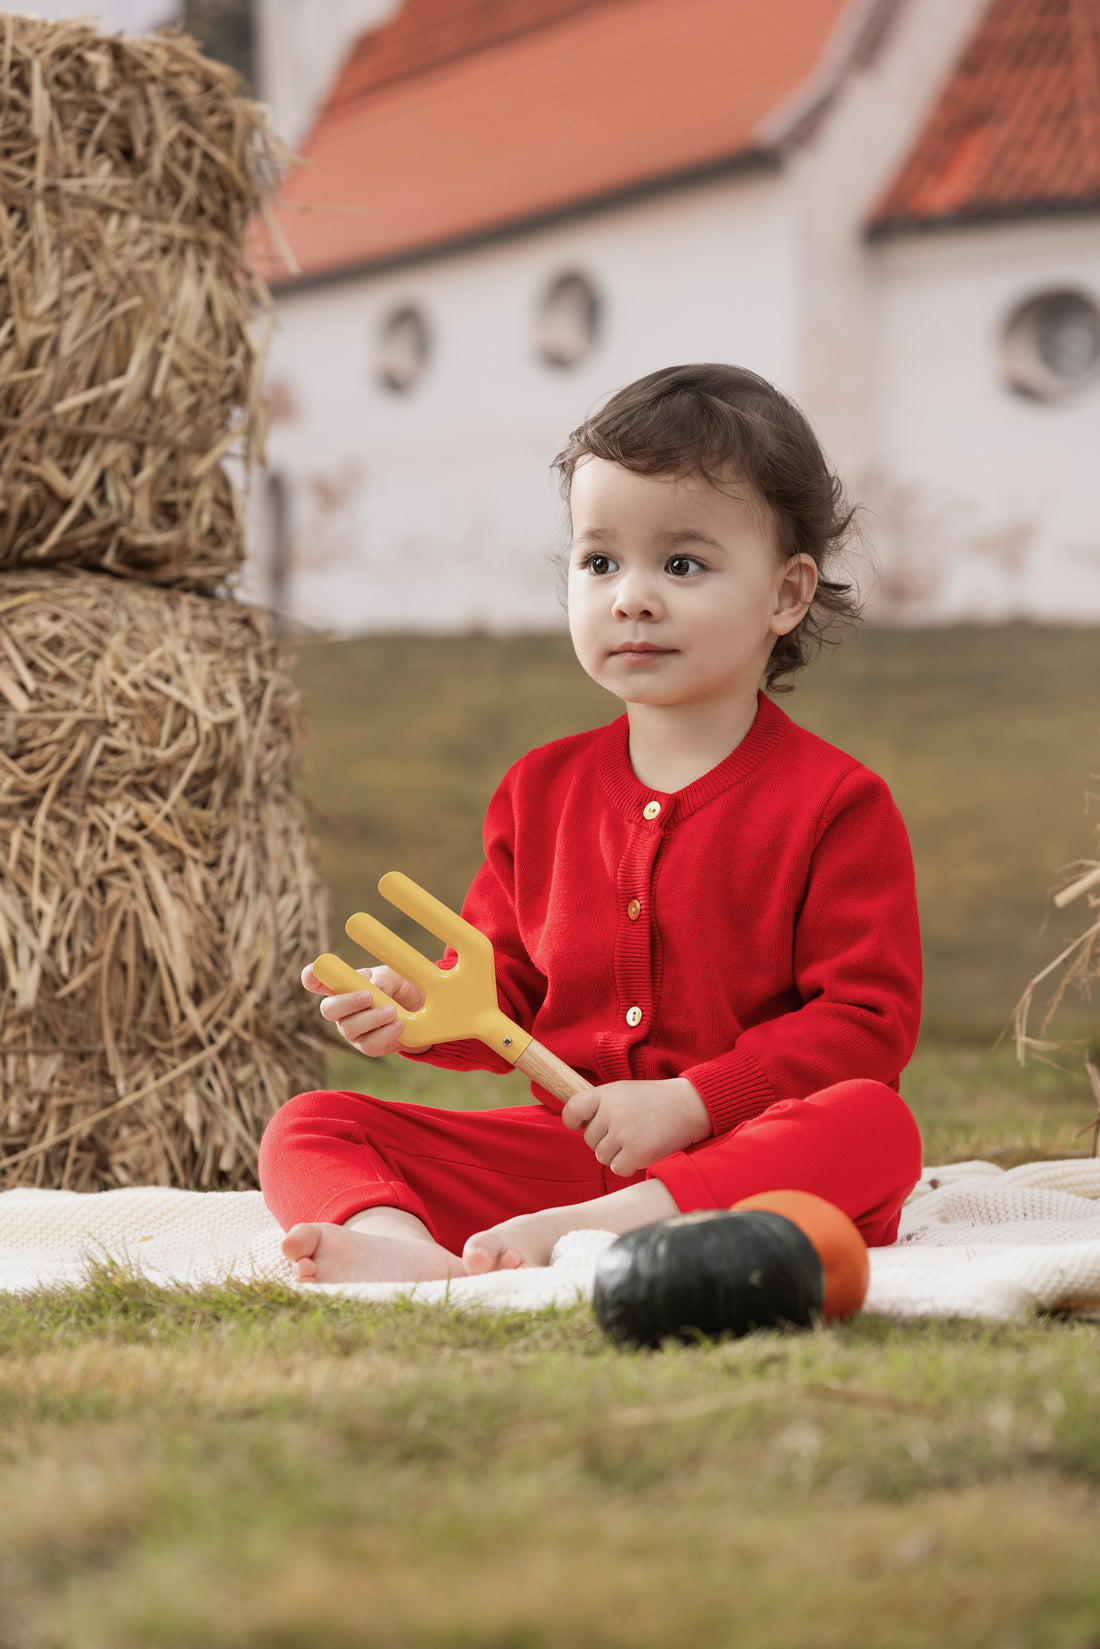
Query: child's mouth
[[611, 645, 675, 660]]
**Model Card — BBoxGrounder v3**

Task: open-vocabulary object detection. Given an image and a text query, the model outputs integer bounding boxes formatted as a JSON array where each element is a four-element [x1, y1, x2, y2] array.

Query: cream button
[[643, 800, 661, 821], [626, 1005, 643, 1027], [627, 898, 641, 921]]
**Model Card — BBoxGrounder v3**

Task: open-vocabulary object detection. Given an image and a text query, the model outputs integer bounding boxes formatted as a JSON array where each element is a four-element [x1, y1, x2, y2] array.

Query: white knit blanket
[[2, 1158, 1100, 1321]]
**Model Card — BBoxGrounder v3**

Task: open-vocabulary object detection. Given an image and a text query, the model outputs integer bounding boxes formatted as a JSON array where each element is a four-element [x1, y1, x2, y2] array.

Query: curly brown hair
[[552, 363, 860, 693]]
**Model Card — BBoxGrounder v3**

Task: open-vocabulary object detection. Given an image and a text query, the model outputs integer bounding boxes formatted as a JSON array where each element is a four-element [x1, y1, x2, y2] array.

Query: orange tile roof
[[870, 0, 1100, 235], [256, 0, 854, 285], [326, 0, 619, 105]]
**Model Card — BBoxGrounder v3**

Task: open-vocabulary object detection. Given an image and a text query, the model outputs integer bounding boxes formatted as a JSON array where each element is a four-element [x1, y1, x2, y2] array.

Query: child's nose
[[612, 569, 662, 619]]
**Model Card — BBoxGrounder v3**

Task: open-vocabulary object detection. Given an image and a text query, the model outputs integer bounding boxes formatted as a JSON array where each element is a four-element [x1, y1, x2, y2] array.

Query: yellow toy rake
[[311, 872, 591, 1106]]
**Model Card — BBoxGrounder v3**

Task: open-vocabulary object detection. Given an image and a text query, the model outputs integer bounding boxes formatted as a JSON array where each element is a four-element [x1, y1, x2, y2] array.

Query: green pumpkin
[[592, 1209, 825, 1349]]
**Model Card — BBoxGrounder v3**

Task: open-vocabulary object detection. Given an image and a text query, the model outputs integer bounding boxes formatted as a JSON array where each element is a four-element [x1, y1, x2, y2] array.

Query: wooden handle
[[514, 1039, 592, 1105]]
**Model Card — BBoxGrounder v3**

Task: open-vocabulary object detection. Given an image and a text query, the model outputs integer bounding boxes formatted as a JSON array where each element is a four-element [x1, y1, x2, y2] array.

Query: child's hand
[[300, 964, 428, 1057], [561, 1078, 712, 1177]]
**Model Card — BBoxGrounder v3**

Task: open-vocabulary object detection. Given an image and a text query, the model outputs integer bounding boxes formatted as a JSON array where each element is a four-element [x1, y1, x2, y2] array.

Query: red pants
[[258, 1079, 921, 1252]]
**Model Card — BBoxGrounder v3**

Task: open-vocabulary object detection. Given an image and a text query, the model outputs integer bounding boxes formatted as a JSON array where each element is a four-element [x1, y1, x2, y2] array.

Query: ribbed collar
[[596, 692, 791, 824]]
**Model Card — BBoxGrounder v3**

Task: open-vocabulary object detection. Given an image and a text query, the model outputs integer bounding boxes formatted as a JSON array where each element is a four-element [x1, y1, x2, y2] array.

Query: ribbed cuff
[[400, 1037, 513, 1076], [314, 1178, 433, 1233], [681, 1048, 777, 1137]]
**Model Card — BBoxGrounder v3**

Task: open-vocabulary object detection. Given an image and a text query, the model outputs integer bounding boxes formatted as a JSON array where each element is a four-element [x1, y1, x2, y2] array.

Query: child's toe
[[282, 1222, 321, 1264], [462, 1235, 499, 1274]]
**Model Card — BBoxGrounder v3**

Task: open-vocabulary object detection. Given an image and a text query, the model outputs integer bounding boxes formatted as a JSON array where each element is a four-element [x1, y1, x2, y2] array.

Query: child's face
[[566, 458, 816, 716]]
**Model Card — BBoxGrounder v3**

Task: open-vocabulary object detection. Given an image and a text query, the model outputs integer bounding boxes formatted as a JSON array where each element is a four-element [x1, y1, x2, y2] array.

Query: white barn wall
[[866, 217, 1100, 621], [785, 0, 990, 477], [250, 171, 796, 633]]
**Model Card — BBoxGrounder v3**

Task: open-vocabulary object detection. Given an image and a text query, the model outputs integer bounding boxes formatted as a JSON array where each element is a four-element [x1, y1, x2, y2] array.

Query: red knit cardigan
[[408, 693, 922, 1137]]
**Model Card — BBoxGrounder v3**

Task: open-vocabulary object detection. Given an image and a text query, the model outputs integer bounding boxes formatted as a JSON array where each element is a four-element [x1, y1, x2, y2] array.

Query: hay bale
[[0, 15, 284, 590], [0, 569, 327, 1190]]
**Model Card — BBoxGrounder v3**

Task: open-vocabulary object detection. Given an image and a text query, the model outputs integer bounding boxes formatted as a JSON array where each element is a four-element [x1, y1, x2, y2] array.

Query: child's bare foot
[[282, 1206, 464, 1284], [462, 1207, 574, 1274], [463, 1179, 680, 1274]]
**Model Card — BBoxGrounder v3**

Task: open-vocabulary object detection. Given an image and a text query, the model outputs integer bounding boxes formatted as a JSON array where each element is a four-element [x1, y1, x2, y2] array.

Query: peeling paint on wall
[[856, 468, 954, 622], [265, 378, 300, 426], [291, 461, 366, 576], [970, 520, 1036, 577]]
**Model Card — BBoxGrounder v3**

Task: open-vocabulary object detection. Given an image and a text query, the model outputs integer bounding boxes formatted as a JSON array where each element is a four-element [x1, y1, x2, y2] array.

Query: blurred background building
[[18, 0, 1100, 634]]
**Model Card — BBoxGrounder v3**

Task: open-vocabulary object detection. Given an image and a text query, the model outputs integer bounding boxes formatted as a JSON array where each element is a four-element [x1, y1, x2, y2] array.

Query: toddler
[[259, 363, 922, 1284]]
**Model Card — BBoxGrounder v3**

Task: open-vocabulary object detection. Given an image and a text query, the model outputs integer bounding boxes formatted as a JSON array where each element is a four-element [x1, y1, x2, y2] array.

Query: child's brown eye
[[666, 555, 702, 577], [585, 554, 613, 575]]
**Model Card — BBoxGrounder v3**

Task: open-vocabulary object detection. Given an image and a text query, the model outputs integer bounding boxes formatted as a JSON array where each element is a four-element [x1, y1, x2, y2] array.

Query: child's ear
[[770, 555, 818, 636]]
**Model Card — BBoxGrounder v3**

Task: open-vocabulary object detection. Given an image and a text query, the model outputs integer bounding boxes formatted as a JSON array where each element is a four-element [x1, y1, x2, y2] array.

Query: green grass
[[2, 1265, 1099, 1649], [787, 624, 1100, 1048], [902, 1043, 1100, 1165]]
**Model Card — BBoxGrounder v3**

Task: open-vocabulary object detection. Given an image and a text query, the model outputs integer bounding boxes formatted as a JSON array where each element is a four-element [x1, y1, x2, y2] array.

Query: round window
[[377, 305, 430, 392], [1002, 290, 1100, 401], [536, 272, 600, 368]]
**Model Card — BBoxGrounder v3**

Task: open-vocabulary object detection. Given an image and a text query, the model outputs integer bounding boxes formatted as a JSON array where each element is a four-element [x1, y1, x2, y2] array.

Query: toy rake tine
[[343, 911, 446, 997], [377, 870, 487, 959], [309, 951, 404, 1018]]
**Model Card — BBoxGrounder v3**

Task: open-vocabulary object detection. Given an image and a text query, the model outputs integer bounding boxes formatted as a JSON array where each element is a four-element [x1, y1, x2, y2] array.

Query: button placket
[[614, 803, 669, 1052]]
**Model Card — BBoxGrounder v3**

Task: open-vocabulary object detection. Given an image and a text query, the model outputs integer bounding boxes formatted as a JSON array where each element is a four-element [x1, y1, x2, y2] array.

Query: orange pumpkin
[[729, 1191, 869, 1322]]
